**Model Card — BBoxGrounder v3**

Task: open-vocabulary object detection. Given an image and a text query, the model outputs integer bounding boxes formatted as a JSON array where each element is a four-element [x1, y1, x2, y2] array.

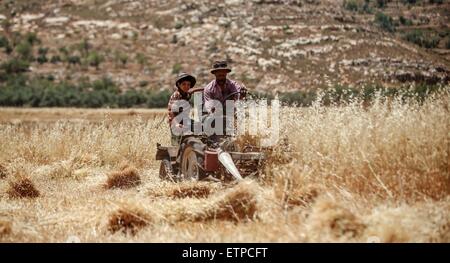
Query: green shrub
[[15, 41, 33, 60], [59, 46, 69, 56], [87, 51, 104, 69], [76, 39, 91, 56], [344, 0, 358, 11], [145, 90, 171, 108], [251, 85, 446, 107], [91, 77, 120, 94], [399, 16, 413, 26], [404, 30, 440, 49], [135, 53, 147, 67], [0, 74, 445, 108], [375, 12, 395, 32], [115, 51, 128, 67], [376, 0, 388, 8], [67, 55, 81, 65], [38, 47, 48, 56], [361, 1, 373, 14], [50, 55, 61, 64], [23, 32, 40, 46], [5, 44, 13, 54], [0, 35, 9, 48], [0, 58, 29, 74], [139, 80, 149, 87], [36, 55, 48, 64], [172, 63, 182, 74], [171, 34, 178, 44]]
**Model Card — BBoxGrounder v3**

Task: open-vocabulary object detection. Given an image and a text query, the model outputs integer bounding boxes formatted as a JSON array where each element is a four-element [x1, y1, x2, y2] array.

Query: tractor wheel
[[159, 159, 175, 181], [180, 144, 206, 181]]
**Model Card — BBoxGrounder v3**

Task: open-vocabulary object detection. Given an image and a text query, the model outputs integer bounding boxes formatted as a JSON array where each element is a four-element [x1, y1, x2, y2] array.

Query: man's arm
[[229, 80, 247, 100], [203, 85, 216, 113]]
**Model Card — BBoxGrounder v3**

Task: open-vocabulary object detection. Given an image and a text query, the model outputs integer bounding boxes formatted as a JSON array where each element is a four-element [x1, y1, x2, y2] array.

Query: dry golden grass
[[0, 90, 448, 242], [307, 199, 366, 240]]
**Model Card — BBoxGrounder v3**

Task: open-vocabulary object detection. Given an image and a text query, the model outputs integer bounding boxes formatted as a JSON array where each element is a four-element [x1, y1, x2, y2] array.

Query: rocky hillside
[[0, 0, 449, 93]]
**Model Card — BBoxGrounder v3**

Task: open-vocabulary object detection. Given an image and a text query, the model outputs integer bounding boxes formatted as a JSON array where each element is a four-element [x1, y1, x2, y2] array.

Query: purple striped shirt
[[203, 79, 244, 113]]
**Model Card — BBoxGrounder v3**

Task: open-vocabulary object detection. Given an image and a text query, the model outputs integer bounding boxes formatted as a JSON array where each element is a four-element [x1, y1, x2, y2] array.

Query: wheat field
[[0, 91, 449, 243]]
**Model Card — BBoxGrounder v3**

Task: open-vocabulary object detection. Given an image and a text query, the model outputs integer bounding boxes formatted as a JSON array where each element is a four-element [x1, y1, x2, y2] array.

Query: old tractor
[[156, 88, 266, 182]]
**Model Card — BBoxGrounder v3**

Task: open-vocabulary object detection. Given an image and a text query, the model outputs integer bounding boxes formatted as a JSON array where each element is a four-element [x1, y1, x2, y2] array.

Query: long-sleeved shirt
[[167, 90, 190, 125], [203, 79, 244, 113]]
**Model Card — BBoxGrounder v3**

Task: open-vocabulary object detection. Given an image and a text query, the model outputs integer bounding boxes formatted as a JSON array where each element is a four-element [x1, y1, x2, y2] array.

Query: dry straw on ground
[[0, 90, 448, 242]]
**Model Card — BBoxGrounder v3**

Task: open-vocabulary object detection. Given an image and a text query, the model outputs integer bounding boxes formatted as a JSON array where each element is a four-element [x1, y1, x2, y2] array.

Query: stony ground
[[0, 0, 449, 92]]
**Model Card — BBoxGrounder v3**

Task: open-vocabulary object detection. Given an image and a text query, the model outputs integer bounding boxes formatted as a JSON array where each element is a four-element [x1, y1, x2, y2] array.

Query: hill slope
[[0, 0, 449, 92]]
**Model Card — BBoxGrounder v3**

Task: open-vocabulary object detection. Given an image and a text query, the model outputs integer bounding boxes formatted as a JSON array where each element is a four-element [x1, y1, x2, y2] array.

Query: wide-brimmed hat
[[175, 72, 196, 88], [210, 60, 232, 74]]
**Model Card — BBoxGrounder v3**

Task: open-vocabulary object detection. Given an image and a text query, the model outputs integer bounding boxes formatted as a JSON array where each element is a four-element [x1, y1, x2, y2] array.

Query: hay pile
[[171, 184, 212, 199], [307, 199, 366, 240], [108, 207, 151, 235], [0, 220, 12, 237], [180, 181, 259, 222], [105, 164, 141, 189], [7, 178, 40, 199], [363, 199, 450, 243]]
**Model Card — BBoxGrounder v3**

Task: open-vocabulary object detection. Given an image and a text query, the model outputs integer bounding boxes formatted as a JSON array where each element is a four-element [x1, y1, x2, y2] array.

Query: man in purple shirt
[[203, 60, 247, 113]]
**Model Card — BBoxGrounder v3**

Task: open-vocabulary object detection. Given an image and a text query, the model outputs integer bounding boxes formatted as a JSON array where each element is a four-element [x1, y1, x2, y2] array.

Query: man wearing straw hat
[[203, 60, 247, 114]]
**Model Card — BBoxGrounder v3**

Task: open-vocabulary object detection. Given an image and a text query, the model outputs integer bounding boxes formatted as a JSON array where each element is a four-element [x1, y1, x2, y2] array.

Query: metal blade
[[218, 149, 243, 181]]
